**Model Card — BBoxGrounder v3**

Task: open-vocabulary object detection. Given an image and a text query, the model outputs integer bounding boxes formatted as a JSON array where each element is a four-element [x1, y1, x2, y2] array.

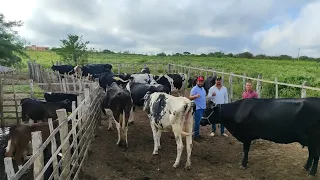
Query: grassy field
[[20, 50, 320, 99]]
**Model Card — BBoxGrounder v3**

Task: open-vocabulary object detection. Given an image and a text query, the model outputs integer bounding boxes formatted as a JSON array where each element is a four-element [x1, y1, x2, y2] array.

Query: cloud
[[2, 0, 320, 57], [253, 0, 320, 57]]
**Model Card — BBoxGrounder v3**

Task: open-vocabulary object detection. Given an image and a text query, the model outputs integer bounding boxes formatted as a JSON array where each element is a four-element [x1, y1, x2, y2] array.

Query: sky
[[1, 0, 320, 57]]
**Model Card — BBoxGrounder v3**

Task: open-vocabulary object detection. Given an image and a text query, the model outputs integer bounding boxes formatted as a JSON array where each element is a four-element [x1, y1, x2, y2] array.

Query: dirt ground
[[80, 108, 316, 180]]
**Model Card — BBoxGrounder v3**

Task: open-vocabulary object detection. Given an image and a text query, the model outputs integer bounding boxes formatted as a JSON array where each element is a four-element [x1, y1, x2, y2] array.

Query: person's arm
[[224, 87, 229, 103], [189, 88, 198, 100]]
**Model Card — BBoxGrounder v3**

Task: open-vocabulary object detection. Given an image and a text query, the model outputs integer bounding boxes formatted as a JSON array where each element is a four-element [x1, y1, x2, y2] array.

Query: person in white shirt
[[207, 76, 229, 137]]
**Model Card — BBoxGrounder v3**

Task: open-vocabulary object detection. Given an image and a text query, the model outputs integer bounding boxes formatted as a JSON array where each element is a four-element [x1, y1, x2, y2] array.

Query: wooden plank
[[57, 109, 71, 180], [48, 118, 59, 180], [275, 77, 279, 98], [11, 73, 19, 124], [4, 157, 15, 180], [32, 131, 44, 180], [301, 81, 307, 98]]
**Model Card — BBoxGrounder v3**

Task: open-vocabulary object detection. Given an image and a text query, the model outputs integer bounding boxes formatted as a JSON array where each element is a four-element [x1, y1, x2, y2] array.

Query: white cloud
[[253, 0, 320, 57], [1, 0, 320, 57]]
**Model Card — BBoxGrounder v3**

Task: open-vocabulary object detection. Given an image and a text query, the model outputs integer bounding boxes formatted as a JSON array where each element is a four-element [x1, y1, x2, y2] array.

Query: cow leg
[[185, 133, 192, 170], [108, 118, 113, 131], [185, 120, 193, 170], [173, 132, 183, 168], [304, 146, 314, 171], [156, 129, 162, 150], [151, 122, 159, 155], [309, 147, 320, 176], [128, 106, 134, 124], [240, 141, 251, 168], [112, 114, 121, 146]]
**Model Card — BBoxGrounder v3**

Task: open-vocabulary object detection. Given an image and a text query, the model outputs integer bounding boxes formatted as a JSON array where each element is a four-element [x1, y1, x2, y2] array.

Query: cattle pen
[[2, 60, 320, 180]]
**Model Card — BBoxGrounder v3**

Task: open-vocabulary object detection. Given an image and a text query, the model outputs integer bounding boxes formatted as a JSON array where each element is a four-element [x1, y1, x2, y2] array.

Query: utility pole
[[297, 48, 300, 60]]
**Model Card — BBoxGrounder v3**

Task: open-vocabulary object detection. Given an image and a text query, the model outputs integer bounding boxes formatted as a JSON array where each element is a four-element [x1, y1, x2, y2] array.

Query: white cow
[[142, 92, 195, 169]]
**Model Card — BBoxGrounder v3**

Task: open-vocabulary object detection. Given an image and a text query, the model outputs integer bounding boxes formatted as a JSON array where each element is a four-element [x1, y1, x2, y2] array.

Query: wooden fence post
[[242, 73, 246, 91], [275, 77, 279, 98], [301, 81, 307, 98], [256, 74, 262, 98], [57, 109, 71, 180], [221, 71, 225, 84], [229, 73, 234, 102], [29, 79, 34, 98], [48, 118, 59, 180], [4, 157, 15, 180], [71, 101, 79, 169], [32, 131, 44, 180], [11, 74, 19, 124], [168, 64, 171, 73], [62, 78, 67, 92]]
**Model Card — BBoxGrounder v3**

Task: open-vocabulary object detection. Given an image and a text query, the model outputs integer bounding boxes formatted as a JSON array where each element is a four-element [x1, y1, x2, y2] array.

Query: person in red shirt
[[242, 81, 259, 99]]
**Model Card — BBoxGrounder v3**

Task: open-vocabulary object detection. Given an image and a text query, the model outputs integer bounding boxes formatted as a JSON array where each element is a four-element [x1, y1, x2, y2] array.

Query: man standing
[[207, 76, 229, 137], [189, 76, 206, 141], [242, 80, 259, 99]]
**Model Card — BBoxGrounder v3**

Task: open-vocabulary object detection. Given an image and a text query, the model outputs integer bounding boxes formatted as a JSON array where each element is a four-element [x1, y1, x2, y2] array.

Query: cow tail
[[7, 125, 18, 138]]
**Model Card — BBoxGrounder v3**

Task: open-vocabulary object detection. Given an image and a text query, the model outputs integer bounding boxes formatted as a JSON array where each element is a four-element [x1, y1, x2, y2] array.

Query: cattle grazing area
[[2, 60, 320, 180], [22, 50, 320, 97], [80, 97, 312, 180]]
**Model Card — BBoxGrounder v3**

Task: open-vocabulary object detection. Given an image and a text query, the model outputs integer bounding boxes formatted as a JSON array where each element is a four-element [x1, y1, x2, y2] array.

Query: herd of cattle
[[3, 63, 320, 178]]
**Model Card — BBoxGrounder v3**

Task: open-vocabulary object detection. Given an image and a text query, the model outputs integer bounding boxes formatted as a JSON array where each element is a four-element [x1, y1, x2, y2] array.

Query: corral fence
[[0, 61, 93, 127], [107, 62, 320, 99], [4, 82, 104, 180]]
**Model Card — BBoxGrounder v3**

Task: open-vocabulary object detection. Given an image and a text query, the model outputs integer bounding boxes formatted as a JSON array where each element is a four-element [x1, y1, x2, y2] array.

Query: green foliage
[[0, 13, 28, 67], [52, 34, 89, 65]]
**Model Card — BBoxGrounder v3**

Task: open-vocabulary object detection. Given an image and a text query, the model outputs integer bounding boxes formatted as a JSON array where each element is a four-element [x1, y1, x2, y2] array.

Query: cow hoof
[[307, 174, 315, 178], [173, 164, 179, 168], [128, 121, 134, 125], [185, 165, 191, 170], [239, 164, 247, 169], [107, 128, 112, 131], [152, 152, 158, 155], [304, 165, 311, 171]]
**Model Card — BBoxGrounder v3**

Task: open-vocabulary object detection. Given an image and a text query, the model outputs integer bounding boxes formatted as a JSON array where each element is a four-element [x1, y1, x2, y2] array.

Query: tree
[[0, 13, 28, 67], [183, 51, 191, 55], [52, 34, 89, 65]]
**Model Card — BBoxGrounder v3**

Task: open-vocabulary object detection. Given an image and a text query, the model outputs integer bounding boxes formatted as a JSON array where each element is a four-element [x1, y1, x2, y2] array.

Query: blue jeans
[[194, 109, 204, 137], [212, 123, 225, 134]]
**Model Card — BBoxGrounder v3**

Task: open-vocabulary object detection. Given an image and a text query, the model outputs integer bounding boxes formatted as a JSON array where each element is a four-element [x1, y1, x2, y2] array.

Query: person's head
[[196, 76, 204, 87], [215, 76, 222, 86], [245, 81, 253, 91]]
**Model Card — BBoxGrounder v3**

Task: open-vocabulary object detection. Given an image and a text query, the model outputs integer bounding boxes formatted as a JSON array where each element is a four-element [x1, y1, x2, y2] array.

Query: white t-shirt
[[207, 85, 229, 104]]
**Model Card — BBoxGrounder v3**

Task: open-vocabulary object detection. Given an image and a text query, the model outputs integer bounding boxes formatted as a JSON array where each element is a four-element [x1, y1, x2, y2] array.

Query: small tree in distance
[[52, 34, 89, 65]]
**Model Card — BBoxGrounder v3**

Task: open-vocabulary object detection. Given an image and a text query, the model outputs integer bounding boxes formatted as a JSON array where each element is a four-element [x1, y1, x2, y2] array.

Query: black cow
[[100, 82, 133, 147], [97, 71, 129, 91], [154, 73, 187, 96], [20, 98, 71, 123], [187, 75, 216, 94], [51, 65, 74, 75], [200, 98, 320, 177], [44, 92, 77, 112], [140, 67, 150, 74], [80, 64, 113, 77]]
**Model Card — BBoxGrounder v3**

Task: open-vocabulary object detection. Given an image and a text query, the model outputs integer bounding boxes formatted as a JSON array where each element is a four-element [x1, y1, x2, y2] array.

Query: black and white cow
[[97, 71, 129, 91], [143, 92, 195, 169], [140, 67, 150, 74], [154, 73, 187, 96], [100, 82, 133, 147], [129, 73, 158, 85], [125, 81, 170, 124]]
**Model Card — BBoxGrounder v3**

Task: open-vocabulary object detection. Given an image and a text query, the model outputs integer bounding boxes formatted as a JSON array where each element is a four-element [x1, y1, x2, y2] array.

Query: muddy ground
[[80, 107, 316, 180]]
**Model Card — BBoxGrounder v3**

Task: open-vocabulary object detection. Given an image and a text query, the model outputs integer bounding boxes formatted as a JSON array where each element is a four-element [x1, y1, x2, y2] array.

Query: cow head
[[187, 76, 197, 88], [200, 101, 220, 126]]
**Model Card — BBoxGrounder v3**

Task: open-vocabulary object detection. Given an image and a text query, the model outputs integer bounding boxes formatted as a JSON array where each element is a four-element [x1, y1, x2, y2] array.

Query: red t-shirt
[[242, 90, 258, 99]]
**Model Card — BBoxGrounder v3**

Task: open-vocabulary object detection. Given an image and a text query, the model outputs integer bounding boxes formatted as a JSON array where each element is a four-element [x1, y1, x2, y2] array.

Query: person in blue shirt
[[189, 75, 206, 142]]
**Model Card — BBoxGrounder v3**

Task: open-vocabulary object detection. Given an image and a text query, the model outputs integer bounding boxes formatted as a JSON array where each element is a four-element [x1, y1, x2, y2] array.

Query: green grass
[[20, 50, 320, 99]]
